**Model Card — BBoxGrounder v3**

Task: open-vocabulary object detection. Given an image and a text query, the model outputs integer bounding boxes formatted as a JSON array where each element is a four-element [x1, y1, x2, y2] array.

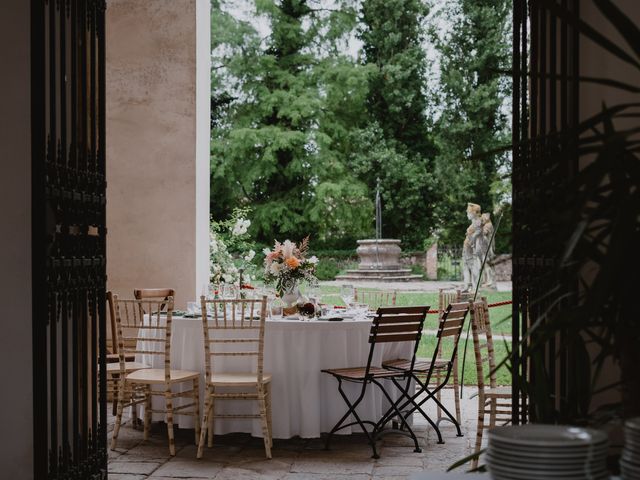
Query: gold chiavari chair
[[110, 296, 200, 456], [354, 289, 397, 309], [470, 297, 511, 469], [198, 296, 272, 459]]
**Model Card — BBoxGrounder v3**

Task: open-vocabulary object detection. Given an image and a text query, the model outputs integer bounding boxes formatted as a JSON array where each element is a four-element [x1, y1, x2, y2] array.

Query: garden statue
[[462, 203, 483, 291], [480, 212, 496, 289]]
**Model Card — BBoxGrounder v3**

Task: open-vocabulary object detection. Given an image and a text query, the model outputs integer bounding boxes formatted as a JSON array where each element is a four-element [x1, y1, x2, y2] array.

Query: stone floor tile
[[291, 457, 374, 476], [372, 464, 424, 476], [149, 459, 223, 479], [283, 474, 371, 480], [108, 475, 147, 480], [109, 461, 162, 475], [214, 466, 289, 480]]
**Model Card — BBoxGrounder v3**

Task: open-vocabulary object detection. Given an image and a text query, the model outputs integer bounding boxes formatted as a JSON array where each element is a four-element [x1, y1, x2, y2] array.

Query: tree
[[430, 0, 512, 248], [210, 0, 372, 248], [355, 0, 437, 248]]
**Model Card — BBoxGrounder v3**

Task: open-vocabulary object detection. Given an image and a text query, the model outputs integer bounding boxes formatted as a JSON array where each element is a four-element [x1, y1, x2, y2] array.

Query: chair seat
[[107, 361, 150, 374], [484, 386, 512, 397], [209, 372, 272, 386], [126, 368, 199, 384], [382, 358, 450, 372], [322, 366, 403, 380]]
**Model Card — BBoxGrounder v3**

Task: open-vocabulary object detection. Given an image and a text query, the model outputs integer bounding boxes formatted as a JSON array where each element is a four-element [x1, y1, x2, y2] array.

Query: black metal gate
[[511, 0, 580, 424], [32, 0, 107, 478]]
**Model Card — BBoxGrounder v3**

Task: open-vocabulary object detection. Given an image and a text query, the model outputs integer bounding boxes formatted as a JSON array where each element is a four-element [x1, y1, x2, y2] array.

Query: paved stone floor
[[108, 390, 479, 480]]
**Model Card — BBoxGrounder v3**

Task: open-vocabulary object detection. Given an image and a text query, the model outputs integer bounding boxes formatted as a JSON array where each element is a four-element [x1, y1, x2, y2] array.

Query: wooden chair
[[323, 305, 430, 459], [470, 297, 511, 469], [354, 289, 397, 309], [110, 296, 200, 456], [106, 291, 138, 415], [432, 288, 466, 427], [134, 288, 176, 310], [198, 296, 272, 459], [383, 302, 470, 443]]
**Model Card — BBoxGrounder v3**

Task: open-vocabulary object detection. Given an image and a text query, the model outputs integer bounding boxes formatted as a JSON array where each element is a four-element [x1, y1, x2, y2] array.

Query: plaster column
[[106, 0, 211, 309]]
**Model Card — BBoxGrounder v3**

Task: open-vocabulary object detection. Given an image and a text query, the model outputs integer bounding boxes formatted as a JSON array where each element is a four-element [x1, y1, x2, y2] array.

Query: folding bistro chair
[[382, 302, 470, 444], [470, 297, 511, 469], [322, 305, 430, 459]]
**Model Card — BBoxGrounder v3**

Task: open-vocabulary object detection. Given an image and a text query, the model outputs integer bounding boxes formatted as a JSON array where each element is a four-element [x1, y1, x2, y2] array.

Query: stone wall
[[492, 254, 512, 281]]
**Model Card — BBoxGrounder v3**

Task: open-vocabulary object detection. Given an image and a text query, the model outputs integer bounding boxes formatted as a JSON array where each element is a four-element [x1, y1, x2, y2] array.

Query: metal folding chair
[[322, 305, 430, 458], [382, 302, 470, 444]]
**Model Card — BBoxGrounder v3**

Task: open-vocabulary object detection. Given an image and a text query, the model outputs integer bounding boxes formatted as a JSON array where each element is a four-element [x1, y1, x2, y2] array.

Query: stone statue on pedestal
[[462, 204, 497, 292], [480, 212, 496, 289], [462, 203, 482, 291]]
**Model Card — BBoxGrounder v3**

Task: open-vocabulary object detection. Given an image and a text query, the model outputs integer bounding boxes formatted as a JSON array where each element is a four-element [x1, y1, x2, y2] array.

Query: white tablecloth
[[136, 314, 412, 439]]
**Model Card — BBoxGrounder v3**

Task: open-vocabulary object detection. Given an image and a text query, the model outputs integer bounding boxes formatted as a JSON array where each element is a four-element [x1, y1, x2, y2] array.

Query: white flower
[[232, 218, 251, 236], [262, 247, 271, 256], [244, 250, 256, 262], [222, 273, 235, 283], [269, 262, 281, 275], [281, 239, 295, 259], [308, 255, 319, 264], [210, 239, 219, 254]]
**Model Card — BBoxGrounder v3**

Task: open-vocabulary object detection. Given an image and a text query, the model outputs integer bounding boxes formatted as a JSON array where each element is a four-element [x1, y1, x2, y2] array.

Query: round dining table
[[136, 312, 413, 439]]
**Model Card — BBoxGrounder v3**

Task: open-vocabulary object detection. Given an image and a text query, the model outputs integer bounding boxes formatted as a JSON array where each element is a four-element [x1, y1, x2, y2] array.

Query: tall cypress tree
[[210, 0, 372, 247], [355, 0, 436, 247], [431, 0, 511, 247]]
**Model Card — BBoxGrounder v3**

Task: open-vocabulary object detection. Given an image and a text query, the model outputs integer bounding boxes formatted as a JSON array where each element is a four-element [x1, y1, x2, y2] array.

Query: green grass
[[416, 334, 511, 386]]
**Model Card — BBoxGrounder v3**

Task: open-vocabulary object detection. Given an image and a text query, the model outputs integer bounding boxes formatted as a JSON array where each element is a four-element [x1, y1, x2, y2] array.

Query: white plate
[[489, 451, 607, 467], [488, 461, 608, 480], [488, 453, 605, 471], [489, 425, 608, 448], [489, 445, 607, 460], [625, 418, 640, 432], [489, 439, 608, 457]]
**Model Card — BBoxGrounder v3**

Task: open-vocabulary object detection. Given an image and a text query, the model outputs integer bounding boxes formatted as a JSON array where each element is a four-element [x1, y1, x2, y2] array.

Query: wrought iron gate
[[511, 0, 580, 424], [32, 0, 107, 478]]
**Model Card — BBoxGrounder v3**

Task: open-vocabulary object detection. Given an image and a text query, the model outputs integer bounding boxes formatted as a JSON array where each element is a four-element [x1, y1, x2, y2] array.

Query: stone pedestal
[[336, 239, 422, 282]]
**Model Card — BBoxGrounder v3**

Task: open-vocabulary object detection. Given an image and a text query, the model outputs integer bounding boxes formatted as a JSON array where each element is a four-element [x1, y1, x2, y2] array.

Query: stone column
[[106, 0, 211, 309], [425, 242, 438, 280]]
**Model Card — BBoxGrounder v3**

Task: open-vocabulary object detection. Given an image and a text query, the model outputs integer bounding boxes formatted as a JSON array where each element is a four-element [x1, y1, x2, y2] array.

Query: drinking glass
[[340, 284, 355, 308]]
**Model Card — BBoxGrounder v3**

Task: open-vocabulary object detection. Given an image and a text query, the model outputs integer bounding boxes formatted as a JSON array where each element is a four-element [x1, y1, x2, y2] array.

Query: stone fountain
[[336, 179, 422, 282]]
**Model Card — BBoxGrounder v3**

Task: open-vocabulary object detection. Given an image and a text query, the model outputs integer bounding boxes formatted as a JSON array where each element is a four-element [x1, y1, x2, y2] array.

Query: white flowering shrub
[[210, 207, 258, 285]]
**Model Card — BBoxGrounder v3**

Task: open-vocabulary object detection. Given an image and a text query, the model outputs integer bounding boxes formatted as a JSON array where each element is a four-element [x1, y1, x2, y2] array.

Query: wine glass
[[340, 284, 355, 309]]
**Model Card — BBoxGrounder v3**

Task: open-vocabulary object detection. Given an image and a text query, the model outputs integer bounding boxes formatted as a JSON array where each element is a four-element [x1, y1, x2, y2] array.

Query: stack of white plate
[[622, 418, 640, 479], [487, 424, 609, 480]]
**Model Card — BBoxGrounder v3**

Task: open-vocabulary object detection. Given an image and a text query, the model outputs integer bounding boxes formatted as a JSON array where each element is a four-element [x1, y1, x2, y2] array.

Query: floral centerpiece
[[263, 237, 318, 306]]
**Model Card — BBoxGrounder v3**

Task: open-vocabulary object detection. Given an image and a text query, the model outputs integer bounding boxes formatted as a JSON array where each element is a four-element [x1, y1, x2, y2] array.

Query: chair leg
[[131, 388, 139, 429], [143, 386, 152, 440], [197, 391, 212, 459], [374, 378, 421, 454], [435, 371, 442, 422], [472, 397, 485, 470], [165, 387, 176, 456], [111, 375, 119, 416], [110, 380, 126, 450], [258, 389, 272, 459], [193, 377, 201, 446], [266, 382, 273, 448], [208, 387, 215, 448], [452, 358, 462, 428]]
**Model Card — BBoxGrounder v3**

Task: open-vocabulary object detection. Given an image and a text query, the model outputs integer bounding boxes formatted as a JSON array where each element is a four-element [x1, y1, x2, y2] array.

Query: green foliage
[[430, 0, 512, 247], [354, 0, 437, 247], [314, 259, 342, 281], [210, 0, 372, 247]]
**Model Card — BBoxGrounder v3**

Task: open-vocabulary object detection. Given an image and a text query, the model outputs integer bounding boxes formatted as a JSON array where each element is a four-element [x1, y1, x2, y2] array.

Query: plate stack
[[622, 418, 640, 479], [487, 424, 609, 480]]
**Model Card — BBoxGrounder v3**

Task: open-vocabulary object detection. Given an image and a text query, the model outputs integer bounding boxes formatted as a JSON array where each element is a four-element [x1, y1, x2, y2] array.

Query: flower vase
[[281, 284, 301, 316]]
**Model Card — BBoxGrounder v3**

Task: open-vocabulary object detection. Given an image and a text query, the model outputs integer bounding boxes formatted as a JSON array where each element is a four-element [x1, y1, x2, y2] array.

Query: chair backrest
[[134, 288, 175, 313], [200, 296, 268, 385], [365, 305, 430, 376], [107, 291, 118, 355], [113, 295, 174, 380], [438, 289, 462, 319], [470, 297, 497, 390], [426, 302, 470, 383], [355, 289, 397, 309]]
